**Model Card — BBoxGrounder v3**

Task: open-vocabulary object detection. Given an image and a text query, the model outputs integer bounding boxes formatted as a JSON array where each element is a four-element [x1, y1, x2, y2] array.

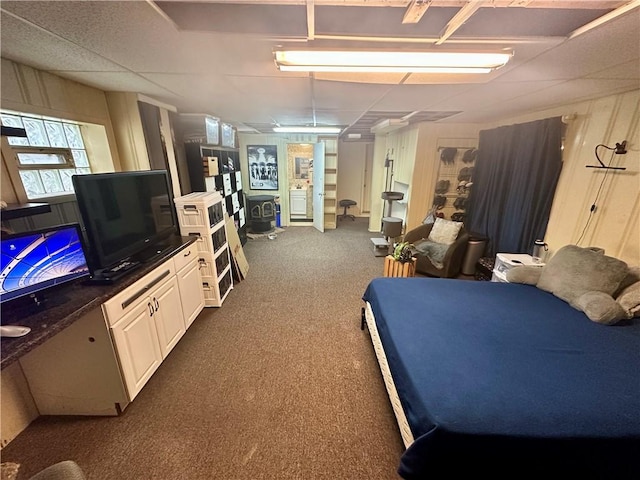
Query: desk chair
[[338, 199, 357, 221]]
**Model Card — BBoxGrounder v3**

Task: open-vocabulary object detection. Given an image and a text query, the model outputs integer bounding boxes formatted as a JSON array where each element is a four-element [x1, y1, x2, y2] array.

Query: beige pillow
[[536, 245, 629, 309], [427, 218, 462, 245]]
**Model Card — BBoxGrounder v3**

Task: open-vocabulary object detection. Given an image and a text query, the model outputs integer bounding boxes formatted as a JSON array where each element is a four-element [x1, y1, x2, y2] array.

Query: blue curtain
[[466, 117, 563, 257]]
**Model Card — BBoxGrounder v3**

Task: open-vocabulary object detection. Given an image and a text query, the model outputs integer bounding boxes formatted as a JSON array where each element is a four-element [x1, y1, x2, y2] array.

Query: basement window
[[1, 111, 93, 200]]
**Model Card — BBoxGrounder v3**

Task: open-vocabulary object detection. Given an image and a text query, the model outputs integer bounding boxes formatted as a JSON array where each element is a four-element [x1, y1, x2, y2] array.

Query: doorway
[[287, 144, 314, 224]]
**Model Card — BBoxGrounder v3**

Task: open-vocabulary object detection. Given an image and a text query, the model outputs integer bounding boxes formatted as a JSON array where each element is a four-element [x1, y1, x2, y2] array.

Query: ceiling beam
[[435, 1, 485, 45], [161, 1, 626, 8], [306, 0, 315, 40], [402, 0, 432, 24], [568, 0, 640, 39]]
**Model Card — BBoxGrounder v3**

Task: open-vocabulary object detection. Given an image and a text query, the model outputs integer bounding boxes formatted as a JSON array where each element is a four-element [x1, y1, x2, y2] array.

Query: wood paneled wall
[[370, 90, 639, 266], [1, 59, 121, 204], [490, 90, 639, 265]]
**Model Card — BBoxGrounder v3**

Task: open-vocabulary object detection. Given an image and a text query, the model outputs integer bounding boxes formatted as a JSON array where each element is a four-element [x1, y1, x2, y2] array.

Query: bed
[[362, 277, 640, 478]]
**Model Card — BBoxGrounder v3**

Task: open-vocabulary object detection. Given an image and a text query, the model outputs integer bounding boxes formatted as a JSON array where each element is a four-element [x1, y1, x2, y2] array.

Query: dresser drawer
[[173, 243, 198, 272], [102, 259, 175, 326]]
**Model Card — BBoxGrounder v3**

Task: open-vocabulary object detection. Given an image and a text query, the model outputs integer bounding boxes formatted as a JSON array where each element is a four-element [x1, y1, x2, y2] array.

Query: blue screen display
[[0, 225, 89, 303]]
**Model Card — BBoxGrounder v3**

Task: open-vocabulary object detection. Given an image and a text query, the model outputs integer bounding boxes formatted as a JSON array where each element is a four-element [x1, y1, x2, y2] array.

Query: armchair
[[403, 223, 469, 278]]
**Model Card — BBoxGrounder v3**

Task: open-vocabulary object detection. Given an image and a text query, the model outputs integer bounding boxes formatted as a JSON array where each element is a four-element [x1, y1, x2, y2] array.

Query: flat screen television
[[72, 170, 177, 277], [0, 223, 90, 305]]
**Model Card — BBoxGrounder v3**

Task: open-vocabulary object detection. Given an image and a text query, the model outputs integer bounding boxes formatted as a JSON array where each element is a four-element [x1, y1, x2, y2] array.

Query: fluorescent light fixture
[[274, 50, 511, 73], [273, 126, 342, 134]]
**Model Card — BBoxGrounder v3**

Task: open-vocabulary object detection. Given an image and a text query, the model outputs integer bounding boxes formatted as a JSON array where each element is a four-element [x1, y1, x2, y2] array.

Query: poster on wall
[[247, 145, 278, 190]]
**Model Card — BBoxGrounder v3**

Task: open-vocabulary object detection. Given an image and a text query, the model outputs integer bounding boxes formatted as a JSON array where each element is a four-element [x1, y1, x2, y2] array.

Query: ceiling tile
[[0, 11, 127, 73], [53, 71, 179, 98]]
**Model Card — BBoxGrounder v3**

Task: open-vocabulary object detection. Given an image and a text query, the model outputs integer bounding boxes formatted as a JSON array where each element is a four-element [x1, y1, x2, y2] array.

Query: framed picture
[[247, 145, 278, 190]]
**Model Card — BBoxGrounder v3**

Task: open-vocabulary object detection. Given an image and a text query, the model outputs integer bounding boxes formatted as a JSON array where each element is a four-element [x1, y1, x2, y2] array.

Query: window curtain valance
[[466, 116, 563, 257]]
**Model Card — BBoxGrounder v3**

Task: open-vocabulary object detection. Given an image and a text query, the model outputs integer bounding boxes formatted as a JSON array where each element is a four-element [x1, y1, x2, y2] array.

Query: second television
[[72, 170, 177, 275]]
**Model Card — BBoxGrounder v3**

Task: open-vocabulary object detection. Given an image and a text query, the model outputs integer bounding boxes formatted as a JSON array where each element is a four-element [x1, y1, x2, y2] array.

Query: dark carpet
[[2, 218, 406, 479]]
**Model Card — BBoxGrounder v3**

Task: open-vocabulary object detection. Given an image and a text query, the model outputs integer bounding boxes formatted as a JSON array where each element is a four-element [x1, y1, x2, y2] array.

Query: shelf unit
[[182, 141, 247, 245], [174, 191, 233, 307], [320, 137, 338, 229]]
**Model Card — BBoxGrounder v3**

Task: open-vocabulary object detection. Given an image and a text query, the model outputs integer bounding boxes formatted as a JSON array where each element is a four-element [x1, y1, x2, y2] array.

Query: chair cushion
[[427, 218, 462, 245]]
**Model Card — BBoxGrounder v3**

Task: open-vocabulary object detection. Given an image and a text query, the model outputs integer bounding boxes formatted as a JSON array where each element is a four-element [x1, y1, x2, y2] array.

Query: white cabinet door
[[152, 276, 185, 359], [177, 259, 205, 329], [110, 300, 162, 400], [290, 190, 307, 215]]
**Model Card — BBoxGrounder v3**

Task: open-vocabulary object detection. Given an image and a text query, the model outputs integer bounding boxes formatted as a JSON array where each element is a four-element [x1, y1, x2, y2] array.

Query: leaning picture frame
[[247, 145, 278, 190]]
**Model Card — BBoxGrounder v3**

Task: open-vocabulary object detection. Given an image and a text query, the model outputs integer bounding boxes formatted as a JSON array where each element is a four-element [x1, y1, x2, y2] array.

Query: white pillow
[[427, 218, 462, 245]]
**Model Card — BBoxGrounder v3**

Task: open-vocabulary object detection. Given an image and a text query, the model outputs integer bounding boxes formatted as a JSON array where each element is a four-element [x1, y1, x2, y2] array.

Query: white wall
[[369, 123, 480, 233], [237, 133, 320, 226], [336, 141, 370, 218]]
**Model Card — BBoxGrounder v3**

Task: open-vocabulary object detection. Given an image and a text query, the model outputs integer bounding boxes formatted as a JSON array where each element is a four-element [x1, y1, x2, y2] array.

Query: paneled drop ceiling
[[1, 1, 638, 141]]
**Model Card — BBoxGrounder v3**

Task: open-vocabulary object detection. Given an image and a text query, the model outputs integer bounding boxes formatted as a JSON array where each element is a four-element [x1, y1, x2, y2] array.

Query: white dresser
[[174, 191, 233, 307]]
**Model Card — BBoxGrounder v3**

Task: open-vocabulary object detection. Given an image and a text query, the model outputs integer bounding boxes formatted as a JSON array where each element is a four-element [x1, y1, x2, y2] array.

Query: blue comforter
[[363, 278, 640, 478]]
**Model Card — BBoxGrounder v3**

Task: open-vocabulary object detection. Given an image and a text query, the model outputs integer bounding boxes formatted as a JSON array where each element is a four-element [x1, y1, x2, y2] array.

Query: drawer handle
[[183, 205, 198, 211], [183, 250, 191, 257], [121, 270, 172, 309]]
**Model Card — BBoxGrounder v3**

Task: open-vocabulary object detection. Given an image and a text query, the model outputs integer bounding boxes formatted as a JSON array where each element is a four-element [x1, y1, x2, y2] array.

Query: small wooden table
[[383, 255, 416, 277]]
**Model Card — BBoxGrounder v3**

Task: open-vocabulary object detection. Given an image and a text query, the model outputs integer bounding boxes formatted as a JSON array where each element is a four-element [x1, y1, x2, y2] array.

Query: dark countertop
[[0, 235, 197, 370], [1, 202, 52, 220]]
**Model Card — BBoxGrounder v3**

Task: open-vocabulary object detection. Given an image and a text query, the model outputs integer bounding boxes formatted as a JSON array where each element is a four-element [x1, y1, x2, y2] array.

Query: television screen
[[72, 170, 177, 272], [0, 223, 90, 303]]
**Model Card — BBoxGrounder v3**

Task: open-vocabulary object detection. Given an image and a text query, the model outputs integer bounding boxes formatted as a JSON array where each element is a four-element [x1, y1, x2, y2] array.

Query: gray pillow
[[616, 281, 640, 318], [537, 245, 629, 309], [506, 266, 542, 285], [576, 291, 627, 325], [614, 265, 640, 297]]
